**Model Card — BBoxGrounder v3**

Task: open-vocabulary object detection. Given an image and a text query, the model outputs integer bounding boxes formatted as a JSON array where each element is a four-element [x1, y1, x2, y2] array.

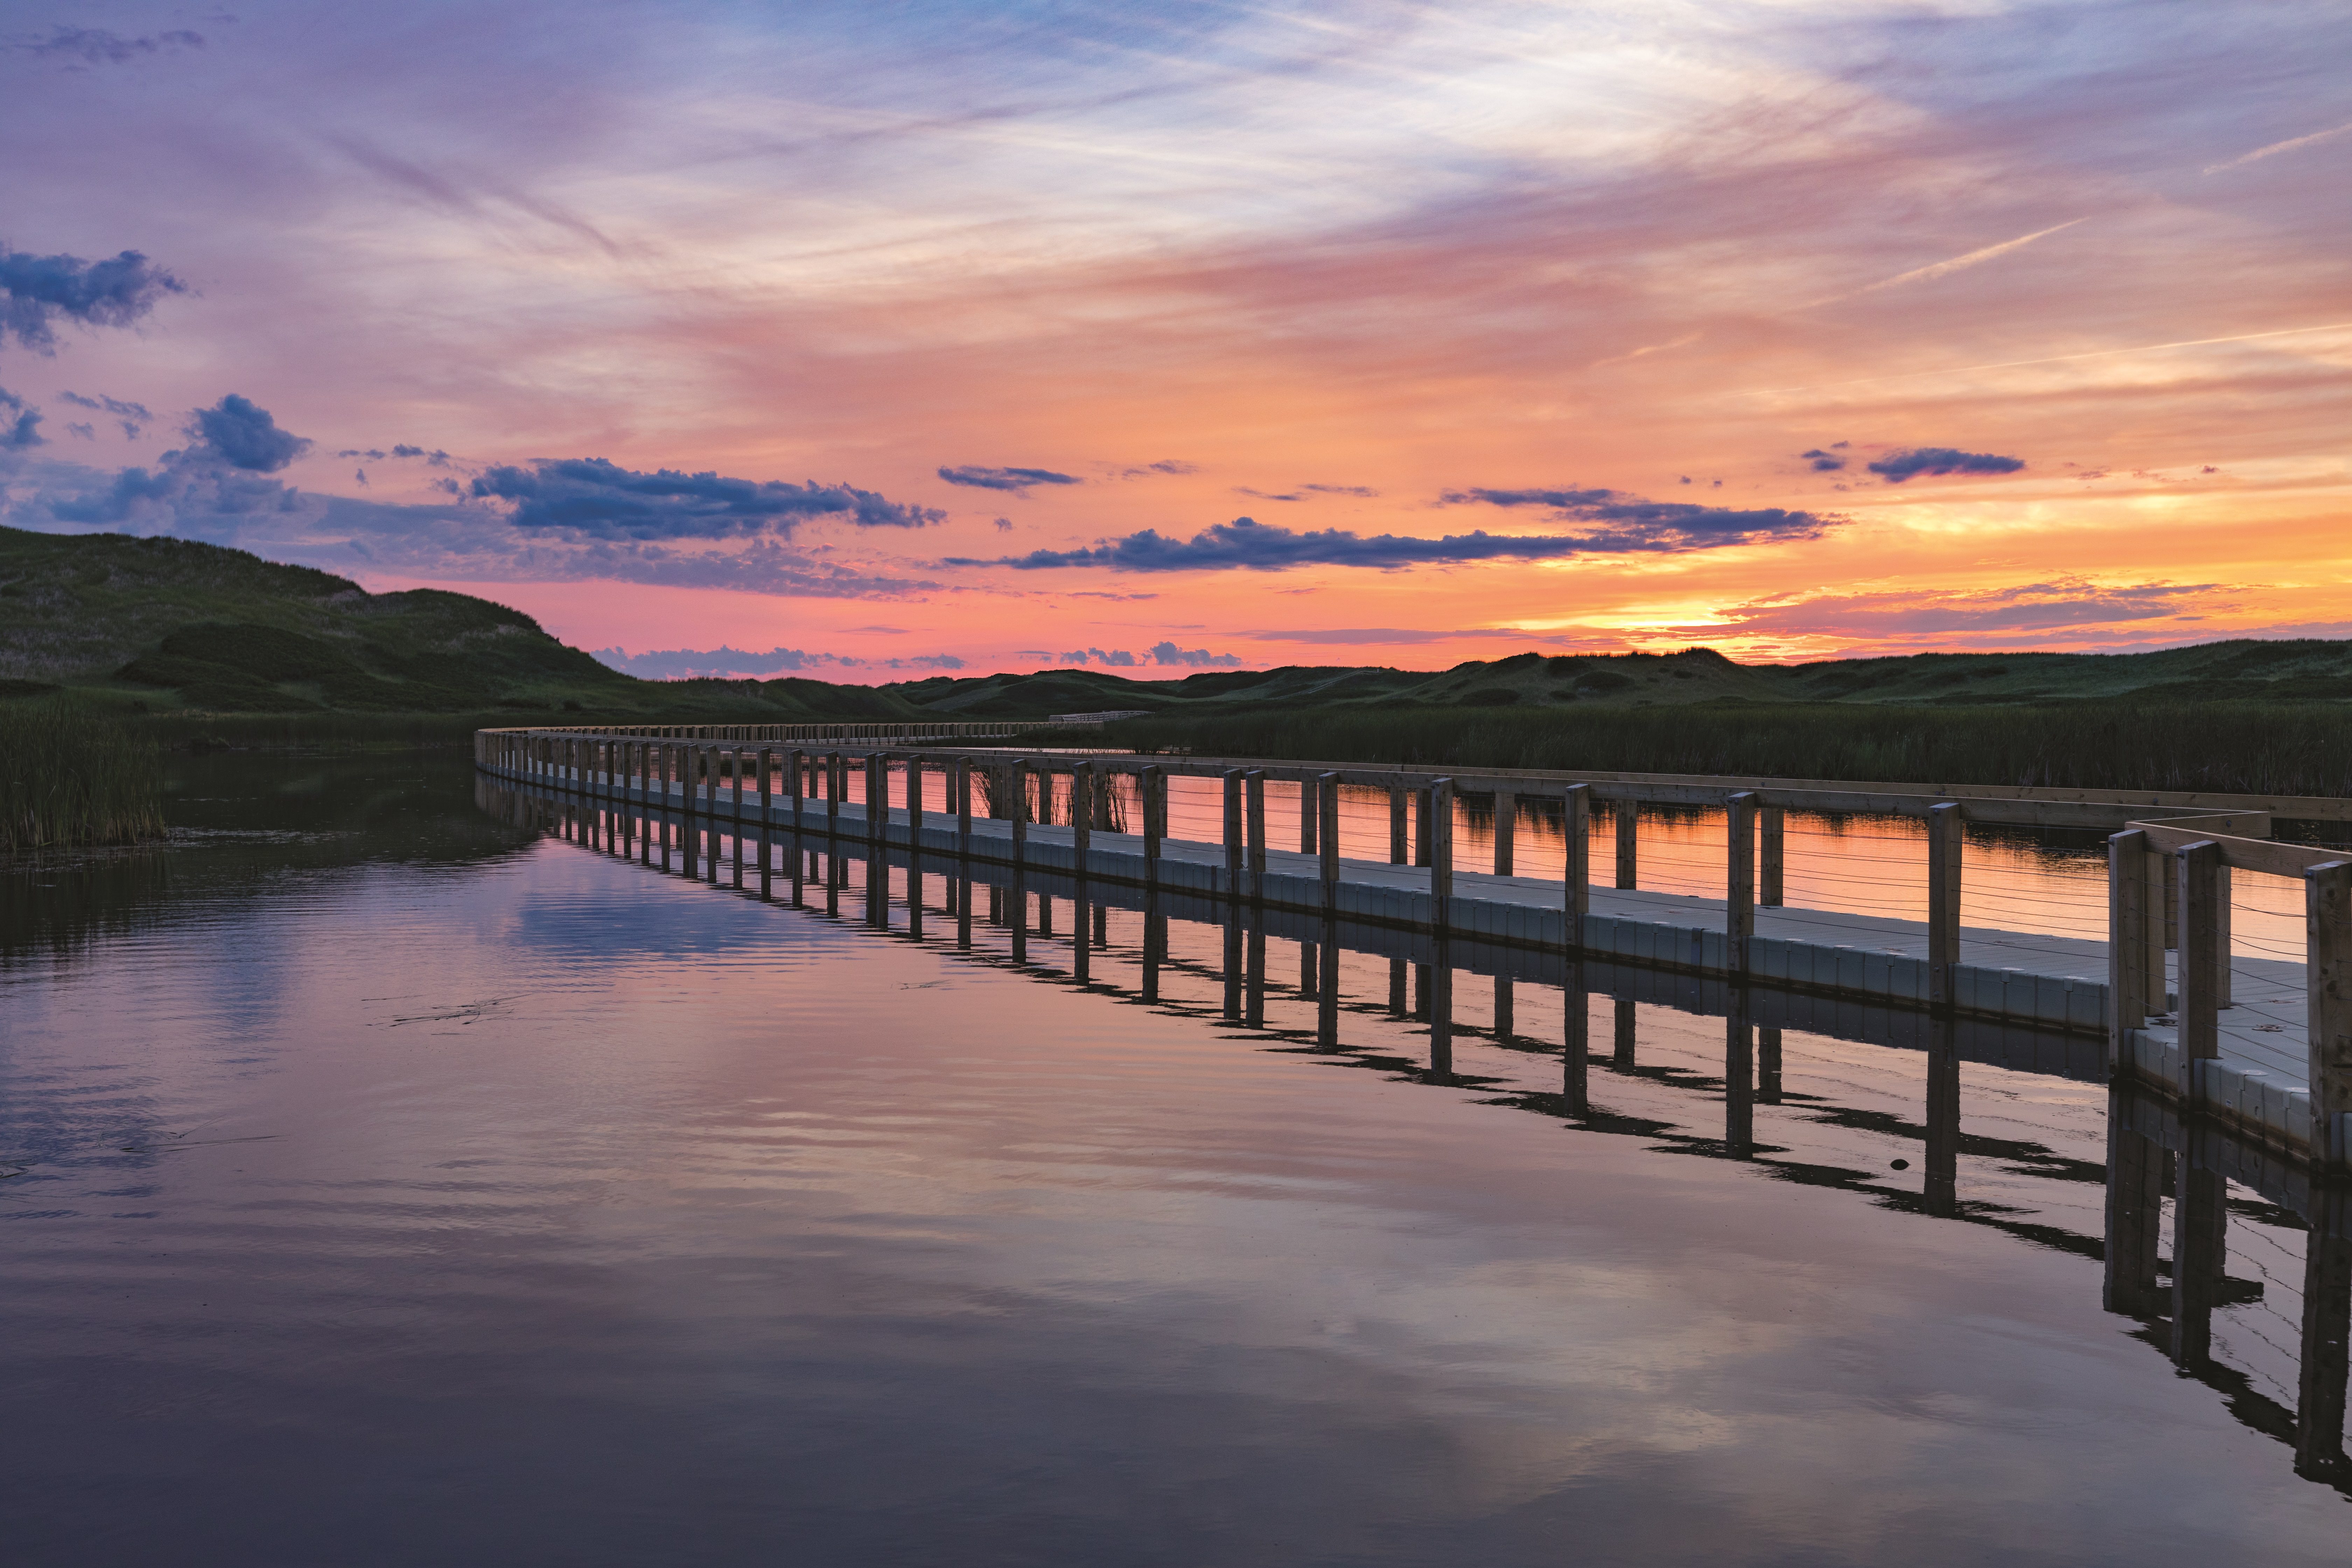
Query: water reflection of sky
[[2, 763, 2347, 1562]]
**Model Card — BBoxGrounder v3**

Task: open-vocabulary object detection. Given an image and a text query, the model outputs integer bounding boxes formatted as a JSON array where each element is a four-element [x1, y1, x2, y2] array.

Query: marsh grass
[[2, 701, 167, 854], [1106, 701, 2352, 800]]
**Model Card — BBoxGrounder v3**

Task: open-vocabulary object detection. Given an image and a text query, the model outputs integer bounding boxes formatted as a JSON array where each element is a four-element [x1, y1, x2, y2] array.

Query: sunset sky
[[1, 2, 2346, 680]]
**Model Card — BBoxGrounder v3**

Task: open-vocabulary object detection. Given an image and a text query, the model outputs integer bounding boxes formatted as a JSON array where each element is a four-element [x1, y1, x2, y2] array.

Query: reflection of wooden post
[[1614, 996, 1636, 1066], [1927, 802, 1962, 1009], [1925, 1014, 1960, 1217], [1493, 976, 1514, 1043], [2311, 861, 2352, 1170], [1727, 792, 1756, 977], [1758, 1026, 1782, 1103], [2109, 829, 2151, 1070], [1317, 913, 1339, 1048], [2177, 840, 2223, 1097], [1563, 784, 1590, 950], [1725, 999, 1753, 1158], [1563, 962, 1589, 1114], [1615, 802, 1637, 889], [2101, 1087, 2166, 1317], [1493, 790, 1515, 876], [2172, 1138, 2226, 1367], [2296, 1183, 2351, 1477], [1760, 806, 1784, 907]]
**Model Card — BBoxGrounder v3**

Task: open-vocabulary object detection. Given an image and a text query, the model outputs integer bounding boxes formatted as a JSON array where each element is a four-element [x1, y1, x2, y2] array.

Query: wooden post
[[1429, 778, 1454, 932], [2107, 830, 2151, 1069], [2176, 840, 2223, 1097], [1223, 769, 1244, 899], [1245, 770, 1267, 901], [1300, 774, 1318, 855], [1615, 802, 1637, 889], [1011, 759, 1030, 866], [1563, 784, 1590, 951], [1760, 806, 1784, 907], [2310, 861, 2352, 1170], [1389, 787, 1408, 864], [756, 749, 772, 901], [906, 755, 924, 938], [955, 759, 973, 861], [825, 751, 841, 840], [1727, 791, 1757, 978], [1319, 771, 1340, 911], [790, 749, 805, 832], [1071, 761, 1092, 881], [866, 753, 886, 849], [1414, 784, 1433, 869], [1927, 802, 1962, 1009], [1493, 790, 1515, 877], [1140, 764, 1163, 886], [2217, 863, 2233, 1009]]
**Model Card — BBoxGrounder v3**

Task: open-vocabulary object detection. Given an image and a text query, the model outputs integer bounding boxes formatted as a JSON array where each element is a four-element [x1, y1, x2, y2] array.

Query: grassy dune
[[1104, 701, 2352, 799]]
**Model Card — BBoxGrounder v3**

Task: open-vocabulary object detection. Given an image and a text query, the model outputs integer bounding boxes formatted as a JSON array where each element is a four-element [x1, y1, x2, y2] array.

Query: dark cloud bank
[[473, 458, 943, 538], [8, 394, 950, 600], [937, 464, 1082, 493], [1868, 447, 2025, 483], [0, 246, 184, 351], [958, 488, 1835, 572]]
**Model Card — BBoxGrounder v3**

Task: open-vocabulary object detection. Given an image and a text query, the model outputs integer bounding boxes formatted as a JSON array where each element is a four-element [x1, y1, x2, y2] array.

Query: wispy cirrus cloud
[[3, 27, 205, 66], [58, 391, 153, 438]]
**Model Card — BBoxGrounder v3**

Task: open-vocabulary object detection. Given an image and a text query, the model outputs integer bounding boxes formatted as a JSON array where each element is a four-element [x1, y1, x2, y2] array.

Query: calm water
[[2, 751, 2345, 1564]]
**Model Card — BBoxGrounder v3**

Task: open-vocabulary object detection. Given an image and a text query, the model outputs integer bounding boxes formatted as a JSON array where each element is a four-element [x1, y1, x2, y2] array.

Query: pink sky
[[3, 4, 2347, 679]]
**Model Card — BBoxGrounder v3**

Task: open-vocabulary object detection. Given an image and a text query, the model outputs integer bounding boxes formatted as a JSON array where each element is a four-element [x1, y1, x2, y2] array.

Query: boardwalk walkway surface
[[480, 748, 2329, 1160]]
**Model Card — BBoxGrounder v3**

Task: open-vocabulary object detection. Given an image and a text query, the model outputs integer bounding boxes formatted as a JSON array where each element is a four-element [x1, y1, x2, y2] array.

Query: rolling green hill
[[5, 526, 2349, 725]]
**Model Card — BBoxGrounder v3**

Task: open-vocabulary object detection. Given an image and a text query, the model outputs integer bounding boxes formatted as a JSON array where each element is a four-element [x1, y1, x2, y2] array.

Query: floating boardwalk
[[476, 727, 2352, 1170]]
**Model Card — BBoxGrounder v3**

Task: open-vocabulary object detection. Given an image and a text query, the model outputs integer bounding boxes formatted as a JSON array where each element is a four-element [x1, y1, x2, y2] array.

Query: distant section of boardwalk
[[474, 727, 2352, 1171]]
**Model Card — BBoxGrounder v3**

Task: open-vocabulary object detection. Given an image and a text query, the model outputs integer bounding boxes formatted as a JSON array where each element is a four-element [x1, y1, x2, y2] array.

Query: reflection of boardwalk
[[477, 769, 2352, 1495], [474, 737, 2350, 1167]]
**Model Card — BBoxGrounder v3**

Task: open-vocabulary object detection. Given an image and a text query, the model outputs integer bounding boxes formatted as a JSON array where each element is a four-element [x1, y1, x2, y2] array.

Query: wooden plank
[[2139, 821, 2334, 879]]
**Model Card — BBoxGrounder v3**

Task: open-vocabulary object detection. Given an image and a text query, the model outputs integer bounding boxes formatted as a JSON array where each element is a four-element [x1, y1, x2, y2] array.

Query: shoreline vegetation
[[1103, 701, 2352, 802], [3, 702, 166, 855]]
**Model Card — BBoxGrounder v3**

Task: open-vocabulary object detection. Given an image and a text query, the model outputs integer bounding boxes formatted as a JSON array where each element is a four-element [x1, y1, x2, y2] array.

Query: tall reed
[[1105, 701, 2352, 799], [1, 702, 167, 854]]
